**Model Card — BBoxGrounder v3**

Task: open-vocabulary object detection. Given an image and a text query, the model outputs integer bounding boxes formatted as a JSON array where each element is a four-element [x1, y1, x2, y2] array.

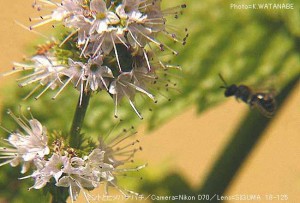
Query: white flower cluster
[[0, 111, 144, 202], [31, 0, 187, 54], [3, 0, 187, 119]]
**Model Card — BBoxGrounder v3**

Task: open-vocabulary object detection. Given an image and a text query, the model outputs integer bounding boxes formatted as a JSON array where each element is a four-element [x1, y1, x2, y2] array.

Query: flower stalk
[[49, 184, 69, 203], [69, 90, 91, 149], [106, 0, 111, 8]]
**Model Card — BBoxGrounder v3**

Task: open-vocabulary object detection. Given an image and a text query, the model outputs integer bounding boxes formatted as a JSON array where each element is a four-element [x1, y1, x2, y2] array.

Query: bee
[[219, 74, 276, 117]]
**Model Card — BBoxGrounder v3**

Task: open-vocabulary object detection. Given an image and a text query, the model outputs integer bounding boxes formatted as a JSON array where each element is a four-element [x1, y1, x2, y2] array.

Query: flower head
[[29, 0, 188, 56], [9, 124, 146, 202], [3, 0, 187, 118]]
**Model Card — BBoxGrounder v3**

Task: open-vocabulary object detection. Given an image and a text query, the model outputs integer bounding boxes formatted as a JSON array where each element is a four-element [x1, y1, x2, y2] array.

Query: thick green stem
[[198, 74, 299, 198], [50, 92, 91, 202], [69, 91, 91, 149]]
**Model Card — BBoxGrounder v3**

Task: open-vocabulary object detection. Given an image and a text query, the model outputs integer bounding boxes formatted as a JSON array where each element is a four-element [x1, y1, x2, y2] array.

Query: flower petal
[[29, 119, 43, 136], [90, 0, 106, 14]]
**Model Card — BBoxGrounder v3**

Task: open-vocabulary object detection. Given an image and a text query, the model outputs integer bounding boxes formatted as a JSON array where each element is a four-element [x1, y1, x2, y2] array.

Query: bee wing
[[253, 102, 276, 118], [252, 94, 277, 118], [251, 75, 278, 93]]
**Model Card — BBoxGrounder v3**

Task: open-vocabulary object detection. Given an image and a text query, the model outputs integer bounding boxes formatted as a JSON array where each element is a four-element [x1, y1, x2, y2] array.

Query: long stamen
[[15, 21, 49, 39], [109, 131, 137, 148], [35, 80, 57, 100], [59, 29, 79, 47], [80, 37, 90, 57], [124, 81, 155, 101], [1, 66, 34, 77], [29, 18, 56, 30], [128, 29, 143, 47], [111, 34, 122, 72], [143, 49, 151, 71], [113, 94, 119, 118], [7, 110, 32, 136], [52, 77, 72, 100], [93, 34, 106, 56]]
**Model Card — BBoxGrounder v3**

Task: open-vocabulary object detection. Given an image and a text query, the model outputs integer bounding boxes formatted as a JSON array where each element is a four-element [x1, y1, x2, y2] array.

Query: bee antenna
[[218, 73, 228, 87]]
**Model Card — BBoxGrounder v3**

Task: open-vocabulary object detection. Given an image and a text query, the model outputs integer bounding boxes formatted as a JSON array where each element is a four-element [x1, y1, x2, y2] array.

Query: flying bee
[[219, 74, 276, 117]]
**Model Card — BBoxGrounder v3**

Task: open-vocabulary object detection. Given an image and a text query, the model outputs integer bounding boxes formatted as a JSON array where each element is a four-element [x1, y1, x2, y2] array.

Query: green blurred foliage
[[149, 0, 300, 129], [0, 0, 300, 202]]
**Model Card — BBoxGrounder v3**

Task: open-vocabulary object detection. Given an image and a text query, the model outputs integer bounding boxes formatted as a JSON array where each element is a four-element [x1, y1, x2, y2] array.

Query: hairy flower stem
[[69, 91, 91, 149]]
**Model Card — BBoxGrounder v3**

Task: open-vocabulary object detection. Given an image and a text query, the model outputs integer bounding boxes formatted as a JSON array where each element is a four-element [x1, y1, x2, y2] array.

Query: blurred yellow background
[[0, 0, 299, 203]]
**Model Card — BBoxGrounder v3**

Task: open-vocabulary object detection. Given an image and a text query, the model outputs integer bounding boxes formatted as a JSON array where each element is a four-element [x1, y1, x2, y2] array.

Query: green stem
[[50, 92, 91, 202], [199, 74, 299, 198], [106, 0, 111, 8], [69, 91, 91, 149], [49, 92, 91, 202], [50, 187, 69, 203]]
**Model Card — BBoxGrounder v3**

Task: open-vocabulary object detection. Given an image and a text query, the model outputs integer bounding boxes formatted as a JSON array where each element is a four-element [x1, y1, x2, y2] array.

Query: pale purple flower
[[63, 55, 114, 104], [0, 110, 49, 173], [84, 55, 114, 91], [2, 54, 67, 100], [24, 153, 93, 202], [82, 148, 115, 191], [25, 154, 66, 189], [31, 0, 86, 29], [56, 175, 92, 202], [89, 0, 120, 34], [96, 127, 146, 196], [109, 56, 156, 119]]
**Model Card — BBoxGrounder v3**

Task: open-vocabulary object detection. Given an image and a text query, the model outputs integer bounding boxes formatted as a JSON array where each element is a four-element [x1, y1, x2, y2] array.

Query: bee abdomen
[[250, 93, 276, 117]]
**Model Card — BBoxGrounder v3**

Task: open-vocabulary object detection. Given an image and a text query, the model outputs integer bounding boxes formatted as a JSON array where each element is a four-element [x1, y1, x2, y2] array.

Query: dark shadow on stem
[[69, 91, 91, 149]]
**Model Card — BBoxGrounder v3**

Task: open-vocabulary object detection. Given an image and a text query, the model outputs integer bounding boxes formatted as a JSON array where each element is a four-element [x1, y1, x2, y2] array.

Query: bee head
[[224, 84, 238, 97], [219, 73, 238, 97]]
